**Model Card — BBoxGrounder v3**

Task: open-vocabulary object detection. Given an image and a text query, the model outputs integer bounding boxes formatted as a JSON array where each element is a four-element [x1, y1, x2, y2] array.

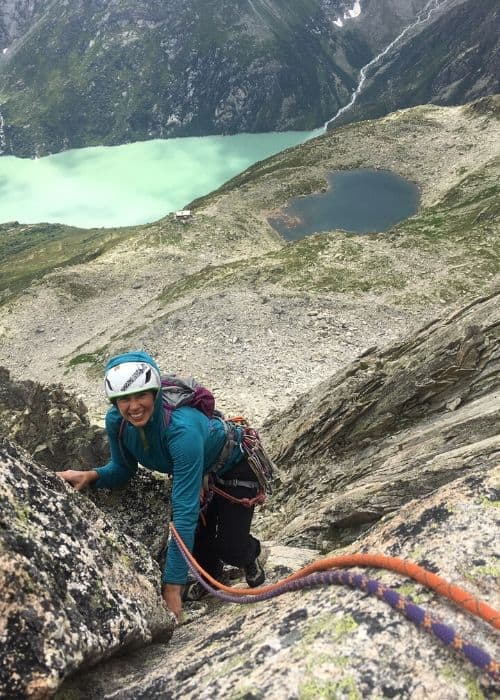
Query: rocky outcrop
[[0, 366, 107, 471], [0, 437, 174, 700], [262, 290, 500, 548], [57, 466, 499, 699], [0, 367, 171, 561]]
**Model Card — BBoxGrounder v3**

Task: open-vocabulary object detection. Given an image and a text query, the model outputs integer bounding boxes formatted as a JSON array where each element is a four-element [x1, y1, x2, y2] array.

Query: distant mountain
[[0, 0, 431, 157], [330, 0, 500, 128], [0, 0, 497, 157]]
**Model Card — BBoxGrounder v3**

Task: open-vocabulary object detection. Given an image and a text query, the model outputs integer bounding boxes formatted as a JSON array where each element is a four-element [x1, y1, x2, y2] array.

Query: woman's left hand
[[162, 583, 183, 622]]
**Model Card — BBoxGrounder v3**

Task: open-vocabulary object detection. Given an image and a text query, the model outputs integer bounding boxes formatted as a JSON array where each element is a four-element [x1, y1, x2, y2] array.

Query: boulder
[[0, 438, 174, 699], [89, 470, 171, 566]]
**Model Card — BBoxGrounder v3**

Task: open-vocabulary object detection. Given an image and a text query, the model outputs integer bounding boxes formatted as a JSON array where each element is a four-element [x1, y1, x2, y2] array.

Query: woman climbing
[[57, 350, 269, 620]]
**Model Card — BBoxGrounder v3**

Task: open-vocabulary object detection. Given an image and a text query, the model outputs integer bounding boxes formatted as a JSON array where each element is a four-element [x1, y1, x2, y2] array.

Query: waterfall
[[325, 0, 450, 129], [0, 109, 6, 154]]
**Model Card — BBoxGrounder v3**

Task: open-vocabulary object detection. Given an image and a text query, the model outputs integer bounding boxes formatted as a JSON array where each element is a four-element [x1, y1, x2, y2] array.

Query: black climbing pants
[[192, 457, 261, 580]]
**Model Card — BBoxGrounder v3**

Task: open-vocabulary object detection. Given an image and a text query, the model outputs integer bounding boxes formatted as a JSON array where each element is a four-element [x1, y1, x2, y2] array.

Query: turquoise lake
[[268, 169, 420, 240], [0, 129, 320, 228]]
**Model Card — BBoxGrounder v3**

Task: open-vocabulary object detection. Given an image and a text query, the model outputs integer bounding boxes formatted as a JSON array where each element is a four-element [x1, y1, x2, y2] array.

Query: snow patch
[[346, 1, 361, 19], [334, 1, 362, 28]]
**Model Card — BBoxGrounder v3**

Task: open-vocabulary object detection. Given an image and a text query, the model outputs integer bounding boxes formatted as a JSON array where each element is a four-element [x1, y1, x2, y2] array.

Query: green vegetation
[[299, 676, 361, 700], [302, 613, 358, 646], [68, 350, 107, 369], [0, 221, 141, 305]]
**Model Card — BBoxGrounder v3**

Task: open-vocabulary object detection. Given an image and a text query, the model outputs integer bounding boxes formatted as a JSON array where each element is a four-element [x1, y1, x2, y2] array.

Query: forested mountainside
[[331, 0, 500, 128], [0, 0, 458, 157], [0, 0, 46, 50]]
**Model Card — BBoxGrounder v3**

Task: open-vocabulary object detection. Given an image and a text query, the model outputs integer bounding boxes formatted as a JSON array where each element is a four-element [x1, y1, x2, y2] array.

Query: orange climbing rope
[[170, 523, 500, 630]]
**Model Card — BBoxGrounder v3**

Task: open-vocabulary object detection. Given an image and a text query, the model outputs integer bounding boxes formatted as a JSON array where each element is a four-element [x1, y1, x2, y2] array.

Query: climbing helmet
[[104, 361, 161, 401]]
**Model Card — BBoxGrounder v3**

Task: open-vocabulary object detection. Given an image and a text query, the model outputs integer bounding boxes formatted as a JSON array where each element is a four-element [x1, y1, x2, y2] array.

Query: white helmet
[[104, 361, 161, 400]]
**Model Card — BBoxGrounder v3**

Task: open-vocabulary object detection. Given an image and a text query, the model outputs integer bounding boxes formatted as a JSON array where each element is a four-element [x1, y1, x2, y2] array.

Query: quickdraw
[[224, 415, 274, 496]]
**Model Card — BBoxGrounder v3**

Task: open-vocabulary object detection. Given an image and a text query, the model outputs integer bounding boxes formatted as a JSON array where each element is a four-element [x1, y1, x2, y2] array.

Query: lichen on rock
[[0, 438, 174, 699]]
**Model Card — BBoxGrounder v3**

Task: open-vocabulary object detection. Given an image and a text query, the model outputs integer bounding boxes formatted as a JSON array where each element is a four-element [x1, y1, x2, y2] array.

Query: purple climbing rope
[[179, 546, 499, 681]]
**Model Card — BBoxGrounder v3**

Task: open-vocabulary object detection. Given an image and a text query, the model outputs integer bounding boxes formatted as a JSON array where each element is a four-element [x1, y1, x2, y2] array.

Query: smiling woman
[[0, 129, 315, 228], [57, 350, 270, 622]]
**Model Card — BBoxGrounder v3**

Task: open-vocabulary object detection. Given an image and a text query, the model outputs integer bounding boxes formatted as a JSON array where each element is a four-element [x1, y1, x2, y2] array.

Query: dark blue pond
[[268, 169, 420, 241]]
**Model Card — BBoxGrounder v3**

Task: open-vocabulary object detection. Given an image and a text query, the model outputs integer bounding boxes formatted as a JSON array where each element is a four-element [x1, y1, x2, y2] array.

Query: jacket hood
[[104, 351, 164, 427]]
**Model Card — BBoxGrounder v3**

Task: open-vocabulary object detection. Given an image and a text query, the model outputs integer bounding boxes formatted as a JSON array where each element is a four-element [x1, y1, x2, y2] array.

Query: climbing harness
[[212, 415, 274, 497], [170, 524, 500, 681], [199, 415, 274, 511], [210, 479, 266, 508]]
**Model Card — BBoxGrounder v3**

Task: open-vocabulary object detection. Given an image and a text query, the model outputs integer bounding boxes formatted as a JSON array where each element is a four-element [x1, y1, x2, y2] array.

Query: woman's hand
[[56, 469, 99, 491], [162, 583, 183, 622]]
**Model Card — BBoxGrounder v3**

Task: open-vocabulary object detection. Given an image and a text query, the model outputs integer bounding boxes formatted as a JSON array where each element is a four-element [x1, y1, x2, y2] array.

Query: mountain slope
[[0, 0, 372, 156], [0, 0, 440, 157], [0, 98, 498, 426], [331, 0, 500, 128]]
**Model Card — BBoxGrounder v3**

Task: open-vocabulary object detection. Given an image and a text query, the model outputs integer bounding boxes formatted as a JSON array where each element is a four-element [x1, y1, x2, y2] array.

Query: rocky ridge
[[261, 289, 500, 548]]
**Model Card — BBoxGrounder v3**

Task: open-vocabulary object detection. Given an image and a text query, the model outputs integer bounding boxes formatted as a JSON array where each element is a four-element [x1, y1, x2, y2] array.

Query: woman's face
[[116, 391, 155, 427]]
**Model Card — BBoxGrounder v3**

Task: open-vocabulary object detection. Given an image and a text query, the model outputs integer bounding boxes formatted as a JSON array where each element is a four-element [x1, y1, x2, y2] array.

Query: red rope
[[209, 484, 266, 508]]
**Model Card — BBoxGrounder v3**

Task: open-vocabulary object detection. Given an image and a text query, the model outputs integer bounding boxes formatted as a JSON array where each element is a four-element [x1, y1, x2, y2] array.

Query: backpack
[[160, 374, 216, 426], [161, 376, 274, 494]]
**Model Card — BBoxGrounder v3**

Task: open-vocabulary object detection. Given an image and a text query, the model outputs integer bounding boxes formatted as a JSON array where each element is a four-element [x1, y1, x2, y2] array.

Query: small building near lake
[[175, 209, 192, 222]]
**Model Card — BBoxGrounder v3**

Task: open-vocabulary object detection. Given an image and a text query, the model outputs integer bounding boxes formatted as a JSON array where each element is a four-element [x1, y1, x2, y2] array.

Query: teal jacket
[[94, 352, 243, 584]]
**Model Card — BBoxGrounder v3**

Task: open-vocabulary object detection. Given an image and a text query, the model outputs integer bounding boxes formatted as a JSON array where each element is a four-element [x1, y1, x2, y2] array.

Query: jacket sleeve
[[93, 409, 138, 489], [162, 416, 205, 584]]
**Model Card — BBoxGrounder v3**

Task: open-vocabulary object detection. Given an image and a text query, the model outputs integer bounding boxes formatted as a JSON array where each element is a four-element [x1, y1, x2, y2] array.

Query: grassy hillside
[[0, 222, 143, 303]]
